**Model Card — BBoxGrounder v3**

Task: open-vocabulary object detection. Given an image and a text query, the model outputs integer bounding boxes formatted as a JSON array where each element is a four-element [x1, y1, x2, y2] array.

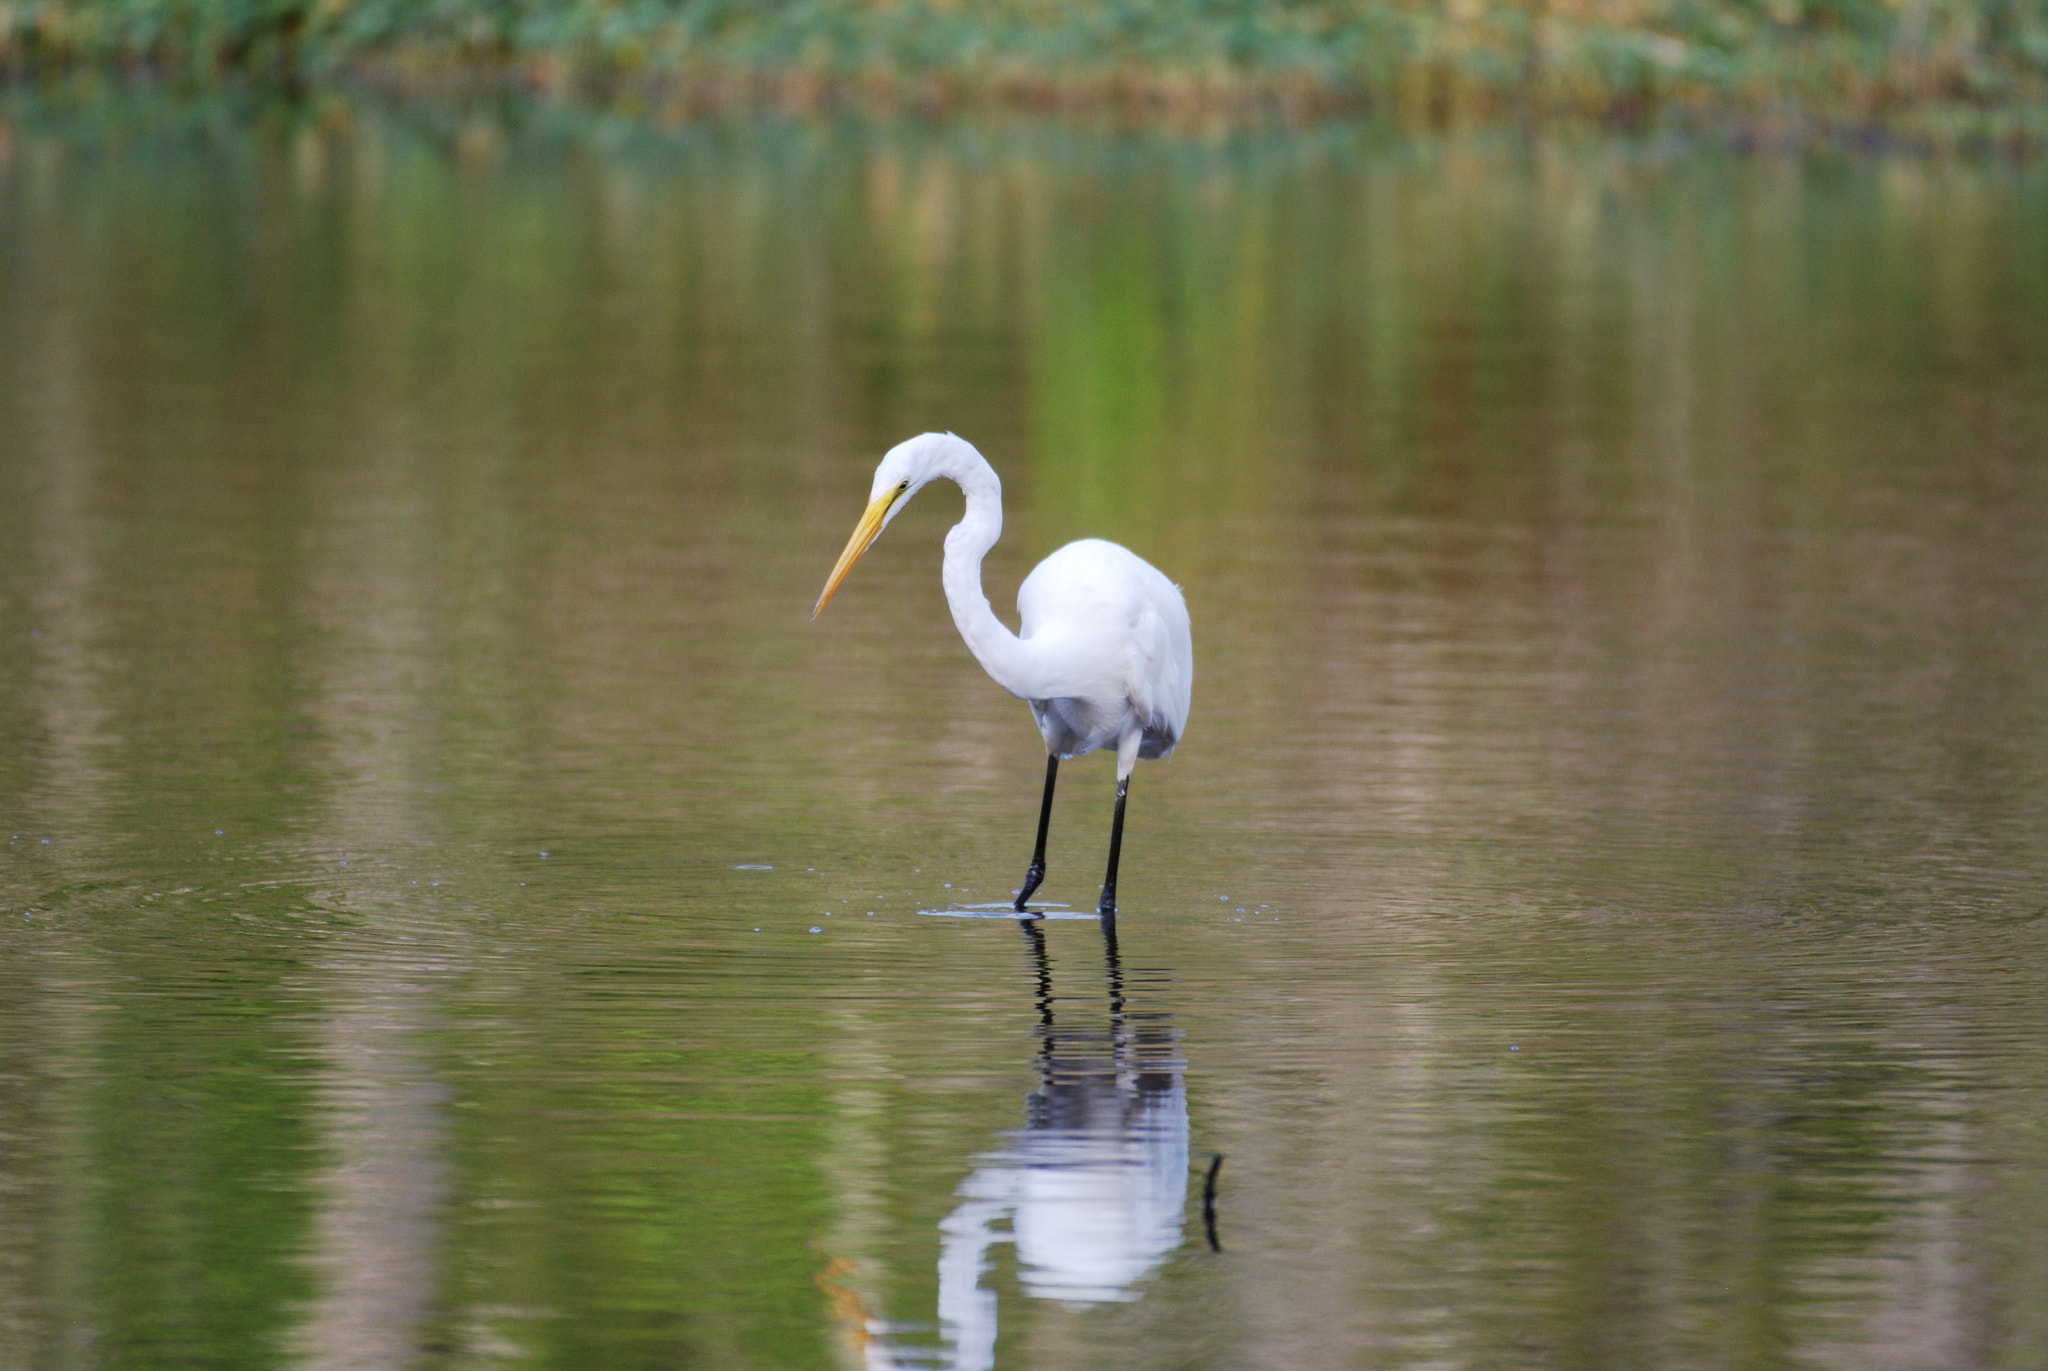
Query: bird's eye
[[898, 481, 910, 491]]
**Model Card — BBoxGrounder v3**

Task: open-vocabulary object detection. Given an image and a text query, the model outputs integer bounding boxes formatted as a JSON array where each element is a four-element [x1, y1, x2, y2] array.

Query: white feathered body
[[1014, 539, 1192, 766]]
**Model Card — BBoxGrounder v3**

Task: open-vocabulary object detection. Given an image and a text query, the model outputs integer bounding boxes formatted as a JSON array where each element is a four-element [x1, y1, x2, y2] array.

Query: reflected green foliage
[[83, 975, 323, 1370], [1, 107, 2047, 1368], [4, 0, 2048, 124]]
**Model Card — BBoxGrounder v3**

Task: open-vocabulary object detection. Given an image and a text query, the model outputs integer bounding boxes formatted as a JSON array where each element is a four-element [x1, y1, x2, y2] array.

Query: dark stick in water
[[1203, 1153, 1225, 1252]]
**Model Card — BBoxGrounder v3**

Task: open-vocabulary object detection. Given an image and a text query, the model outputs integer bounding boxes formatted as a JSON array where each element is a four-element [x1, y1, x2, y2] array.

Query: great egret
[[813, 432, 1193, 920]]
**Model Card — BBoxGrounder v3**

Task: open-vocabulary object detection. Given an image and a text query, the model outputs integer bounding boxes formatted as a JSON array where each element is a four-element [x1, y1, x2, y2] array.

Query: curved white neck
[[933, 440, 1036, 699]]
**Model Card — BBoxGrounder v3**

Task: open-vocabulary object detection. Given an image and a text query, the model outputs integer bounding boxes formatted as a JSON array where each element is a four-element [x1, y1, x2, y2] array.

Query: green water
[[2, 109, 2047, 1369]]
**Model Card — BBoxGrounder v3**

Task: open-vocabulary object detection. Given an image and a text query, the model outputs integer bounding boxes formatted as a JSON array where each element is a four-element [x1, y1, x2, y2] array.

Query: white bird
[[814, 432, 1193, 919]]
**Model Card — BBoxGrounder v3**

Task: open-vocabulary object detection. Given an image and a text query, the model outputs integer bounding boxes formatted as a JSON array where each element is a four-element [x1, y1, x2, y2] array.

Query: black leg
[[1098, 773, 1130, 920], [1014, 754, 1059, 912]]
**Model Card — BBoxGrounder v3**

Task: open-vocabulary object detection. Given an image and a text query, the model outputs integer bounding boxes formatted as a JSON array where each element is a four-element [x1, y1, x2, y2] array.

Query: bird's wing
[[1156, 580, 1193, 742], [1127, 602, 1165, 726], [1127, 574, 1192, 745]]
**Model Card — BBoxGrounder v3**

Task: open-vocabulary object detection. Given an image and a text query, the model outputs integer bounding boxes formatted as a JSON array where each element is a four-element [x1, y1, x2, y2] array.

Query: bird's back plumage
[[1015, 538, 1192, 764]]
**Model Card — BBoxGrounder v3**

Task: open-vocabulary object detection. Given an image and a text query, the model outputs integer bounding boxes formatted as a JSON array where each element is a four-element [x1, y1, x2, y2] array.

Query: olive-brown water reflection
[[1, 107, 2047, 1369]]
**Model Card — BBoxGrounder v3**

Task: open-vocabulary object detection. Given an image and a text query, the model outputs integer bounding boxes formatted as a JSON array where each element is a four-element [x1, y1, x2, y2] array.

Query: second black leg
[[1098, 773, 1130, 919], [1014, 754, 1059, 912]]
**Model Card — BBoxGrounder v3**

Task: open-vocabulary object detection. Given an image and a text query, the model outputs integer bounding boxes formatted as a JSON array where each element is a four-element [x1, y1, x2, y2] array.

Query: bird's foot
[[1013, 860, 1046, 912]]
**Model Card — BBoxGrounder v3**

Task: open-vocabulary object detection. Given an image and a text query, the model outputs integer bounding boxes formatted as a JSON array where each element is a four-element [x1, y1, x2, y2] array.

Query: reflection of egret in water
[[870, 921, 1190, 1371]]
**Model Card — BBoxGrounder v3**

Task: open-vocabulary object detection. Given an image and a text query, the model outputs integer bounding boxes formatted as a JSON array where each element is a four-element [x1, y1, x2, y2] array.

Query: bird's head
[[813, 433, 956, 618]]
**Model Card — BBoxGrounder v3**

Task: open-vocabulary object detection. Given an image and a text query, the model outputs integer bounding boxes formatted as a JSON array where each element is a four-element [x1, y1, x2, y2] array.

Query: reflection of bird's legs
[[1019, 917, 1055, 1034], [1098, 773, 1130, 922], [1101, 913, 1132, 1090], [1020, 917, 1058, 1104], [1015, 754, 1059, 912], [1099, 915, 1125, 1013]]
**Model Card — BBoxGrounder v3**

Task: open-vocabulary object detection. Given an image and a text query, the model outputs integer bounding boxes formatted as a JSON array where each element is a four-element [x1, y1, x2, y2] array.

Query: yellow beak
[[813, 489, 900, 618]]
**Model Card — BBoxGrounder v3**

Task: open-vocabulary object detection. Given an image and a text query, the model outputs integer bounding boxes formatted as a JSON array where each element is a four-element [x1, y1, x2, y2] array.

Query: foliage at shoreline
[[1, 0, 2045, 125]]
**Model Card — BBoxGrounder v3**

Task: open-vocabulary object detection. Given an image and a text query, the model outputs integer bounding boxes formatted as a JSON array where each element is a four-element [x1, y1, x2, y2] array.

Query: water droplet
[[809, 926, 822, 934], [215, 830, 224, 836]]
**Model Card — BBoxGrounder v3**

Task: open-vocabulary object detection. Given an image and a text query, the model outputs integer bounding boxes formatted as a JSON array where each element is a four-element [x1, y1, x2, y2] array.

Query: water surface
[[2, 109, 2047, 1369]]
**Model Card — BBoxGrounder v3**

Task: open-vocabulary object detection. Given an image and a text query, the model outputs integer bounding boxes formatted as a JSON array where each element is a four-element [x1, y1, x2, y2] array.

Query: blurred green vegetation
[[1, 0, 2046, 126]]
